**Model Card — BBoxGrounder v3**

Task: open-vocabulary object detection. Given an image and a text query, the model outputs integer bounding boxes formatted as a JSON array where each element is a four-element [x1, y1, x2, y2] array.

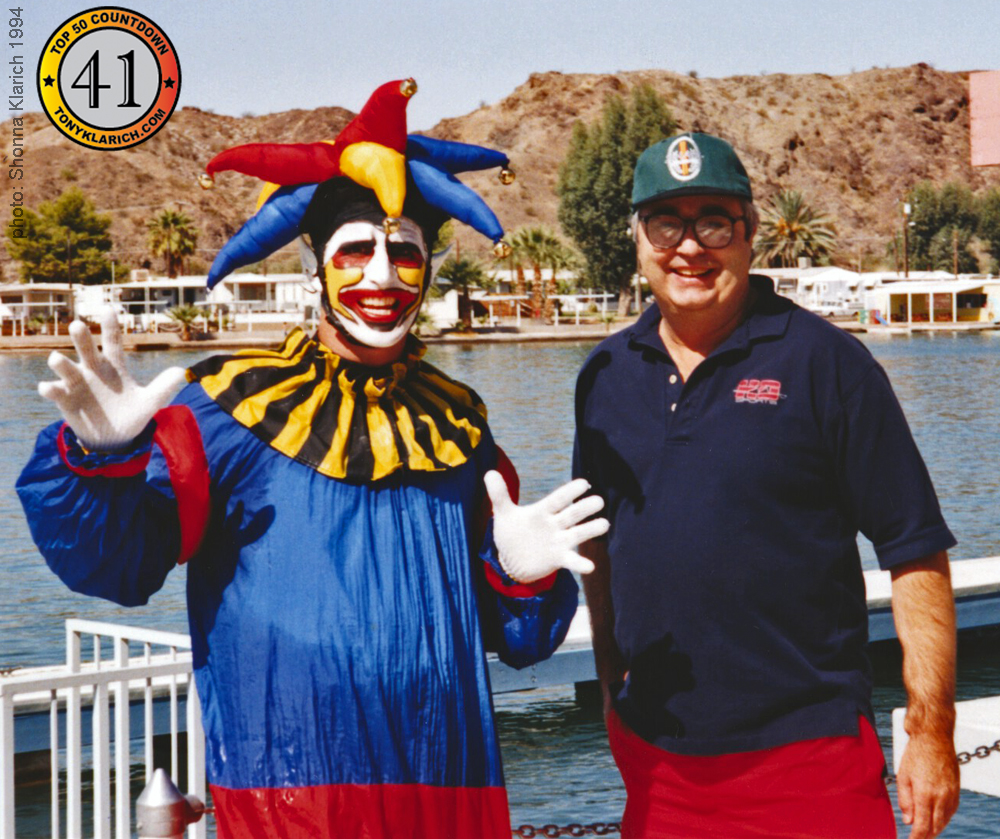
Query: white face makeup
[[320, 219, 428, 349]]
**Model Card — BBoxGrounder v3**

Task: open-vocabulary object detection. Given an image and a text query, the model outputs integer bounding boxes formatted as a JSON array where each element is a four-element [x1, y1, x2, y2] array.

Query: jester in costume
[[17, 79, 608, 839]]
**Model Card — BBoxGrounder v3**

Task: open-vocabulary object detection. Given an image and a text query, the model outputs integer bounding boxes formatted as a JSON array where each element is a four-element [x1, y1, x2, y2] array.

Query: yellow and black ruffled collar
[[187, 329, 488, 483]]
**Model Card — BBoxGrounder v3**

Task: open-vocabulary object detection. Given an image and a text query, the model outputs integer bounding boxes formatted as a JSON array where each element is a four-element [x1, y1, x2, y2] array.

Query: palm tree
[[541, 237, 580, 321], [147, 209, 199, 278], [755, 190, 836, 268], [438, 255, 487, 330], [509, 226, 566, 319], [167, 304, 204, 341]]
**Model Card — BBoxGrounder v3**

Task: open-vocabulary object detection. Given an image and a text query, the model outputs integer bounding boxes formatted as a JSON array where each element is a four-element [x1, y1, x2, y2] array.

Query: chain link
[[957, 739, 1000, 765], [512, 823, 621, 837]]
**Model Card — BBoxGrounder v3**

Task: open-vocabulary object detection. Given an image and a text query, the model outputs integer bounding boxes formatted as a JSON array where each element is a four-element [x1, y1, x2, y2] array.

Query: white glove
[[39, 307, 187, 452], [484, 471, 610, 583]]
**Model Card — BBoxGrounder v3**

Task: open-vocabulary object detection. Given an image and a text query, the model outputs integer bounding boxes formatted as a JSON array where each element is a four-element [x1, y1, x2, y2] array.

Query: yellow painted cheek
[[323, 262, 363, 321], [397, 265, 425, 290], [398, 266, 426, 318]]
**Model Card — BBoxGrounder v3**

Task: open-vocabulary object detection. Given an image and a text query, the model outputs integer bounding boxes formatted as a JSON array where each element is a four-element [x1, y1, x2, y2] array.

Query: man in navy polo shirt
[[574, 132, 960, 839]]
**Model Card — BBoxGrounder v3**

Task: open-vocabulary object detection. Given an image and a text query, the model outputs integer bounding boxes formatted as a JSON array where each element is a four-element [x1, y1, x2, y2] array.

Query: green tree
[[928, 226, 979, 274], [147, 209, 199, 278], [755, 189, 837, 268], [558, 84, 675, 316], [977, 188, 1000, 273], [438, 255, 487, 329], [5, 188, 112, 285], [906, 182, 978, 272]]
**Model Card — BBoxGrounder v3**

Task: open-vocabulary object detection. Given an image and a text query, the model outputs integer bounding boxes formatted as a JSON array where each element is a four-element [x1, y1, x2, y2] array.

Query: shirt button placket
[[664, 367, 683, 433]]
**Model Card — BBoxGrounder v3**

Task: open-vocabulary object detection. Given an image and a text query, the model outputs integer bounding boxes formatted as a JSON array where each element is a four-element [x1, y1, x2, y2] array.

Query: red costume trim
[[57, 424, 151, 478], [210, 781, 511, 839], [483, 563, 557, 598], [152, 406, 210, 565]]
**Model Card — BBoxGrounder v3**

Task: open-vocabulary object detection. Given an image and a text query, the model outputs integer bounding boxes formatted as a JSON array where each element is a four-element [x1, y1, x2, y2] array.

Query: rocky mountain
[[3, 63, 999, 279]]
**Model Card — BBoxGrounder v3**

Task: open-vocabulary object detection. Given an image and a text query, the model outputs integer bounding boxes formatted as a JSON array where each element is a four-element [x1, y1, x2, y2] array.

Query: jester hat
[[201, 79, 515, 289]]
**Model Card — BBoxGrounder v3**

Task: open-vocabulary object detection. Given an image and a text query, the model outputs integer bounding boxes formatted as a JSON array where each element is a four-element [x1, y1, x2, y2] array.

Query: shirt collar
[[627, 274, 791, 359]]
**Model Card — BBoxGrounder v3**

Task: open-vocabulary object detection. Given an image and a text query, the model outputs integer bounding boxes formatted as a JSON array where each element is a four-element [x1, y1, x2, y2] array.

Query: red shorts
[[607, 710, 896, 839]]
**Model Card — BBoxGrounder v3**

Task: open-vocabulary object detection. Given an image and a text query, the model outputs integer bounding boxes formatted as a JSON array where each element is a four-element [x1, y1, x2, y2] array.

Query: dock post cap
[[135, 767, 205, 838]]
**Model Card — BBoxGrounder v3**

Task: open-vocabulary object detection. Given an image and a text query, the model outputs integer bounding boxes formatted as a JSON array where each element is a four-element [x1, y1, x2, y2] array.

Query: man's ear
[[429, 245, 452, 284]]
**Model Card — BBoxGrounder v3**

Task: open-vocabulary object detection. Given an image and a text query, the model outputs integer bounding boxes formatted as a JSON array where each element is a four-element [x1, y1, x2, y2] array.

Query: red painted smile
[[339, 288, 419, 324]]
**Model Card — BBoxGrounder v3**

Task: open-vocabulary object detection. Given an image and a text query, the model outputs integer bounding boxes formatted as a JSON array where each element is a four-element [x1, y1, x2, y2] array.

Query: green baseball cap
[[632, 133, 753, 208]]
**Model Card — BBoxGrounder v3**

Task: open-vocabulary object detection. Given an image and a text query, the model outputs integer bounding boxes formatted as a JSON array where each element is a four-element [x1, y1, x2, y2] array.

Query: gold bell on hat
[[400, 78, 418, 97], [499, 168, 515, 186], [197, 173, 214, 190], [383, 217, 402, 235], [493, 241, 512, 259]]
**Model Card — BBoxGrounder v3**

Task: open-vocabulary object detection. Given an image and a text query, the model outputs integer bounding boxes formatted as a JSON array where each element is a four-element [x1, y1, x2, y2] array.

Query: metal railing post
[[1, 689, 15, 839]]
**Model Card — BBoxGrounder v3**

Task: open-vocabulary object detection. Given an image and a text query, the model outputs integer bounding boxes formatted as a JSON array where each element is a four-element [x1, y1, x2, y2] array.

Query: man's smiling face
[[636, 194, 754, 317], [321, 219, 428, 349]]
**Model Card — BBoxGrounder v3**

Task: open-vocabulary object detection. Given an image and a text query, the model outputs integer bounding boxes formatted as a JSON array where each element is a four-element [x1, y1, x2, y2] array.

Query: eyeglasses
[[639, 212, 747, 250]]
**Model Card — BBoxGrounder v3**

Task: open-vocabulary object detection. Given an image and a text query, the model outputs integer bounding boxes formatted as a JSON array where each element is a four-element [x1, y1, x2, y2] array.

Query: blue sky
[[15, 0, 999, 130]]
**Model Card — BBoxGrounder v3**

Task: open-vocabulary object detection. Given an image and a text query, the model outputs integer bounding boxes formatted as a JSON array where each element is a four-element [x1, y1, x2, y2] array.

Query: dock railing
[[0, 619, 206, 839]]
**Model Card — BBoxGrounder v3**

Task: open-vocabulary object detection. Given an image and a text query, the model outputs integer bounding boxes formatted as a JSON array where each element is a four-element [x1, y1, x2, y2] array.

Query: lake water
[[2, 331, 999, 835]]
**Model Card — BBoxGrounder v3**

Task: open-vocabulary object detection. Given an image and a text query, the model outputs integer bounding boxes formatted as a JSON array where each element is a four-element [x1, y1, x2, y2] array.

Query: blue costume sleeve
[[14, 397, 201, 607], [476, 522, 579, 670]]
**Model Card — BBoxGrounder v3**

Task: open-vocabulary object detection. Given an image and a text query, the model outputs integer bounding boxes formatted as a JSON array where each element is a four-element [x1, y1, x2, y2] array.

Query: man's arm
[[580, 537, 626, 719], [891, 550, 960, 839]]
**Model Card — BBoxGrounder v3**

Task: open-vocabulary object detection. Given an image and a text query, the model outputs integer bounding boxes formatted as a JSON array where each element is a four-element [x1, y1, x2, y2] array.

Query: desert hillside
[[3, 63, 999, 277]]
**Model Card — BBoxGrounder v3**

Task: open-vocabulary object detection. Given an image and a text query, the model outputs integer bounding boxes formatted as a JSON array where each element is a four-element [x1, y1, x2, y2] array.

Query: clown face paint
[[320, 219, 427, 348]]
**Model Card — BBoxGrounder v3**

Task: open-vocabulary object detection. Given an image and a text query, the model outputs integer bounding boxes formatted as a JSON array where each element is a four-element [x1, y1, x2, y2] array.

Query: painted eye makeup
[[387, 242, 425, 268], [332, 241, 375, 268]]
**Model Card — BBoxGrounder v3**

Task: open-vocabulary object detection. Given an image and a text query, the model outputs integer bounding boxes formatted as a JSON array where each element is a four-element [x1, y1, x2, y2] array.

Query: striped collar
[[188, 329, 489, 482]]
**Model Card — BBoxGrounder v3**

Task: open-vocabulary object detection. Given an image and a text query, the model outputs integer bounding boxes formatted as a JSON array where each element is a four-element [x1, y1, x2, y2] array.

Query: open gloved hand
[[484, 471, 610, 583], [39, 307, 187, 452]]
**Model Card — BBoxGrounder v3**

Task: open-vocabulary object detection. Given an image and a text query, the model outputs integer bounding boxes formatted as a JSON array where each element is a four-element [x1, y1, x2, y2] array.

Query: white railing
[[0, 620, 205, 839]]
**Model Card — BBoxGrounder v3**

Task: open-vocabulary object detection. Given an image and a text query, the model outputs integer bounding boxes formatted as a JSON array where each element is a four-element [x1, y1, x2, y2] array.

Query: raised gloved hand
[[484, 471, 610, 583], [39, 307, 187, 452]]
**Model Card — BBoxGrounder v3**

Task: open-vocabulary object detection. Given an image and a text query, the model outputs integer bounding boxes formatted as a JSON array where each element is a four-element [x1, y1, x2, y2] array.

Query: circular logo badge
[[665, 136, 702, 182], [38, 7, 180, 151]]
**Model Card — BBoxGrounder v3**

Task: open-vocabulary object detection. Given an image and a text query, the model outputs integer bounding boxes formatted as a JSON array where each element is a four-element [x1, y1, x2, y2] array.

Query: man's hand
[[891, 551, 960, 839], [896, 730, 960, 839], [39, 307, 186, 452], [484, 471, 609, 583]]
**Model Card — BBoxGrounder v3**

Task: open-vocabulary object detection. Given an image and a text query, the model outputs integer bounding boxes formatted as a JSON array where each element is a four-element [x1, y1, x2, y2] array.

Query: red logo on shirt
[[734, 379, 784, 405]]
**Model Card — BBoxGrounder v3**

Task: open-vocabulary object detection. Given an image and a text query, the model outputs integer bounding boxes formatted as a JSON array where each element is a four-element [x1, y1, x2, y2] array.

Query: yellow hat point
[[400, 78, 418, 98], [340, 142, 407, 218], [493, 241, 512, 259], [499, 167, 515, 186], [255, 182, 282, 213], [383, 217, 402, 235], [198, 173, 215, 190]]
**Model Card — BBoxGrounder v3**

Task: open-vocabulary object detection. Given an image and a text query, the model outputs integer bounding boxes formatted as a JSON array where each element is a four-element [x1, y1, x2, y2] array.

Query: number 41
[[71, 49, 140, 109]]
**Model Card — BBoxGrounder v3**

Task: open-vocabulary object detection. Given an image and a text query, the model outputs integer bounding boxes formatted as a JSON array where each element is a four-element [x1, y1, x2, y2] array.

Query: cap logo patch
[[666, 136, 702, 182]]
